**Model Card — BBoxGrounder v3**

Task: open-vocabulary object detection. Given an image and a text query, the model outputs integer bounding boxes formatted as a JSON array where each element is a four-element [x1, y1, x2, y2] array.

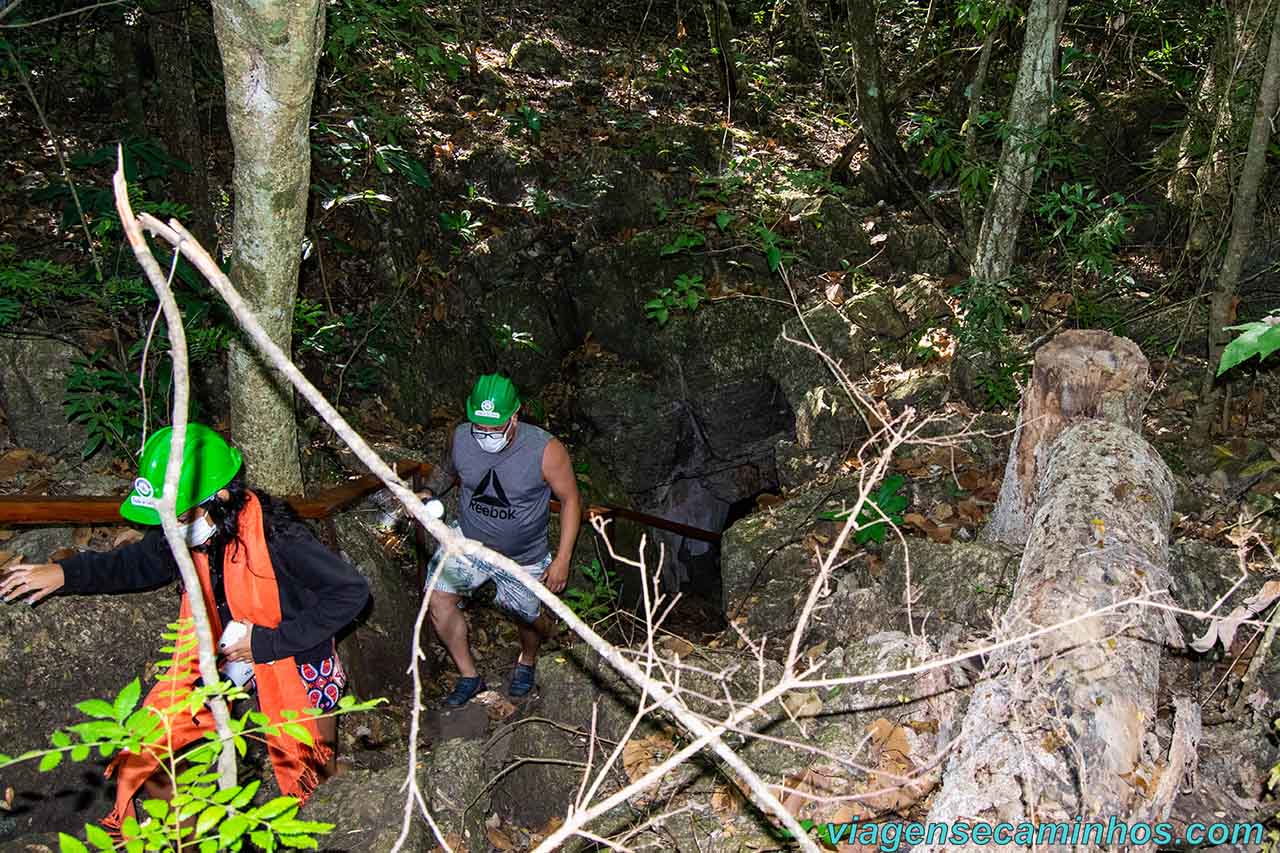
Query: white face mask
[[177, 514, 217, 548], [474, 421, 512, 454]]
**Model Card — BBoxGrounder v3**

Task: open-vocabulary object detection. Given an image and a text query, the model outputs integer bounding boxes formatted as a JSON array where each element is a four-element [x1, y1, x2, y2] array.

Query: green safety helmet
[[466, 374, 520, 426], [119, 424, 243, 525]]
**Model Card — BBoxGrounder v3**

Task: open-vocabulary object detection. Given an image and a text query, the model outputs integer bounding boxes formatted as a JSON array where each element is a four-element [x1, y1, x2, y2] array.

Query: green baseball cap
[[120, 424, 243, 525], [466, 374, 520, 426]]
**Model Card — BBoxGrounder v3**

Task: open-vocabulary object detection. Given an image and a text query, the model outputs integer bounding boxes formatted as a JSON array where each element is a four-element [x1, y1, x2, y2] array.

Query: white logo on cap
[[133, 477, 154, 497], [474, 398, 501, 419]]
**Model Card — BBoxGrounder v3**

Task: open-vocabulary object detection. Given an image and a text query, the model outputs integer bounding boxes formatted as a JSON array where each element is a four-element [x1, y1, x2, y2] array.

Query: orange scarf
[[102, 492, 330, 834]]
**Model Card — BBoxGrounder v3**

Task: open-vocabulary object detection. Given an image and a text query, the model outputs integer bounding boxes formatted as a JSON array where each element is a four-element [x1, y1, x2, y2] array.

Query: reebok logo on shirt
[[470, 469, 515, 520]]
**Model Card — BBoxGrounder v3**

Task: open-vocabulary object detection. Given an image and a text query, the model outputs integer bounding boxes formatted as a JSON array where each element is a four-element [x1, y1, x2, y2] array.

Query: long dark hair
[[199, 472, 301, 571]]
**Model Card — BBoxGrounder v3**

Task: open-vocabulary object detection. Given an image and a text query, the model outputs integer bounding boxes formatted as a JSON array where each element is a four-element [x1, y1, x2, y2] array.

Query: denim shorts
[[426, 522, 550, 624]]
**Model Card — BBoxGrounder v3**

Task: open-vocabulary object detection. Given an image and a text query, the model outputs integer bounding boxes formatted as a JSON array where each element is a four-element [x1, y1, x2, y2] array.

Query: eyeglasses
[[471, 419, 512, 439]]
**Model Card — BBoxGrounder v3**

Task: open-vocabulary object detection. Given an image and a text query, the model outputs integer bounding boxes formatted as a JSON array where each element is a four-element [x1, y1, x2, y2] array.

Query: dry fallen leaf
[[711, 783, 741, 819], [659, 636, 695, 658], [73, 527, 93, 547], [781, 690, 824, 718], [434, 832, 465, 852], [924, 525, 953, 544], [486, 827, 514, 850], [622, 734, 673, 784]]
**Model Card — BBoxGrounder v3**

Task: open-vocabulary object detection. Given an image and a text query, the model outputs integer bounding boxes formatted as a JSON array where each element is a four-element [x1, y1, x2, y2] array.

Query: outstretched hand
[[0, 563, 66, 605]]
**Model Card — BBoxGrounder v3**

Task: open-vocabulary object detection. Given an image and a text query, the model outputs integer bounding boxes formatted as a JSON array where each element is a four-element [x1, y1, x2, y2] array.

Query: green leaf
[[219, 815, 251, 848], [231, 780, 261, 809], [195, 804, 227, 837], [84, 824, 114, 851], [1218, 318, 1280, 375], [71, 744, 90, 762], [75, 699, 117, 720], [253, 796, 300, 821], [58, 833, 90, 853], [51, 730, 71, 748], [281, 723, 313, 745], [715, 211, 733, 231], [141, 798, 170, 820], [114, 678, 141, 721], [39, 751, 63, 771]]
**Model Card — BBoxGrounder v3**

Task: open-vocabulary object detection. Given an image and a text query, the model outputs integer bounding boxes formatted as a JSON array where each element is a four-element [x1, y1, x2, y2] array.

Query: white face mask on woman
[[177, 513, 217, 548], [473, 419, 513, 454]]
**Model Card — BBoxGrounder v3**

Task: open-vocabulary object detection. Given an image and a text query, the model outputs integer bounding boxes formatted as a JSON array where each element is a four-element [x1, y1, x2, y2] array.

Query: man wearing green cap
[[420, 373, 581, 706]]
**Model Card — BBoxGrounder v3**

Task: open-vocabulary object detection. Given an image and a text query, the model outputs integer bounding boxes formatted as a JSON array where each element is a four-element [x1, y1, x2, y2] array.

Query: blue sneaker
[[444, 675, 486, 707], [509, 662, 536, 698]]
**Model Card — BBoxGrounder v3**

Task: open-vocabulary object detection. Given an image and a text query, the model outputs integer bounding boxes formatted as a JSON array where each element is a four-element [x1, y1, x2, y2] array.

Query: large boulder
[[508, 39, 565, 76], [720, 476, 907, 650], [0, 527, 173, 842], [329, 512, 421, 702], [303, 763, 433, 852], [767, 305, 872, 489], [881, 538, 1021, 635], [0, 337, 87, 457], [487, 633, 968, 848]]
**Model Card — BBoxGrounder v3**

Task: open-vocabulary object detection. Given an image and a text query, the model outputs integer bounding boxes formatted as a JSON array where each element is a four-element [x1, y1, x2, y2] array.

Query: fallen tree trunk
[[921, 419, 1178, 849], [921, 331, 1187, 851], [985, 330, 1150, 547]]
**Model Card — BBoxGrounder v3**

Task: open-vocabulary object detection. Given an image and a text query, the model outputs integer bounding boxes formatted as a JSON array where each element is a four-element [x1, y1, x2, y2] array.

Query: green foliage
[[817, 474, 909, 544], [644, 272, 706, 326], [1036, 183, 1143, 278], [906, 110, 963, 178], [439, 208, 484, 244], [312, 119, 432, 190], [32, 140, 191, 242], [754, 223, 793, 273], [325, 0, 467, 91], [952, 276, 1031, 409], [504, 105, 544, 143], [1218, 313, 1280, 375], [291, 298, 393, 394], [491, 323, 545, 355], [655, 46, 691, 79], [0, 620, 385, 853], [564, 558, 621, 623], [659, 229, 706, 257], [63, 351, 145, 461]]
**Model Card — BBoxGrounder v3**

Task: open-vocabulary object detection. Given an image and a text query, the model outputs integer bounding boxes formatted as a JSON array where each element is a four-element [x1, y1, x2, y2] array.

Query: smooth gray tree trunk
[[844, 0, 907, 195], [970, 0, 1068, 285], [211, 0, 324, 494]]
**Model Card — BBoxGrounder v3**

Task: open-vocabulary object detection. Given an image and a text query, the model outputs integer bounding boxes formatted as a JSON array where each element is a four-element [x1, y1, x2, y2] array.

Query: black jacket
[[59, 523, 369, 666]]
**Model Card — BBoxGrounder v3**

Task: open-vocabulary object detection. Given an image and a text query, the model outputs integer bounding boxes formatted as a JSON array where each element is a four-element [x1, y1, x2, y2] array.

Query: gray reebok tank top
[[452, 421, 553, 565]]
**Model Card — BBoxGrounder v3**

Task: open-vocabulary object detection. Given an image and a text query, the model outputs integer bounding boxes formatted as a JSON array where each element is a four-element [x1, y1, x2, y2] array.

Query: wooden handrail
[[0, 460, 723, 543], [0, 460, 429, 525]]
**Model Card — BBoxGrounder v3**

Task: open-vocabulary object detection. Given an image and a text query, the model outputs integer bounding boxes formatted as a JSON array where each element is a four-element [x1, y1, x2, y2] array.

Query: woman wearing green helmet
[[0, 424, 369, 834]]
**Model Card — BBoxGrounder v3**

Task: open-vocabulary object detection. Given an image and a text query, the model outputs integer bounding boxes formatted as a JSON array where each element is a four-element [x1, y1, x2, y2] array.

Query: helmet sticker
[[133, 477, 154, 497], [474, 398, 502, 419]]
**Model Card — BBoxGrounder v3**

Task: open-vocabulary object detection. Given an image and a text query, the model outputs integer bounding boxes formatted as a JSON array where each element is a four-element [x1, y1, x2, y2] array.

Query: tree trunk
[[148, 0, 215, 248], [985, 330, 1151, 547], [211, 0, 323, 495], [1204, 0, 1280, 392], [923, 419, 1179, 849], [961, 28, 995, 246], [109, 6, 147, 137], [1169, 0, 1273, 257], [969, 0, 1068, 285], [844, 0, 907, 197], [702, 0, 740, 111]]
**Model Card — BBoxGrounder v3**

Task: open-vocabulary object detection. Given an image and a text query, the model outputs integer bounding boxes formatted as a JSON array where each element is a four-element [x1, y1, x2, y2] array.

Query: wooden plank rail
[[0, 460, 722, 543]]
